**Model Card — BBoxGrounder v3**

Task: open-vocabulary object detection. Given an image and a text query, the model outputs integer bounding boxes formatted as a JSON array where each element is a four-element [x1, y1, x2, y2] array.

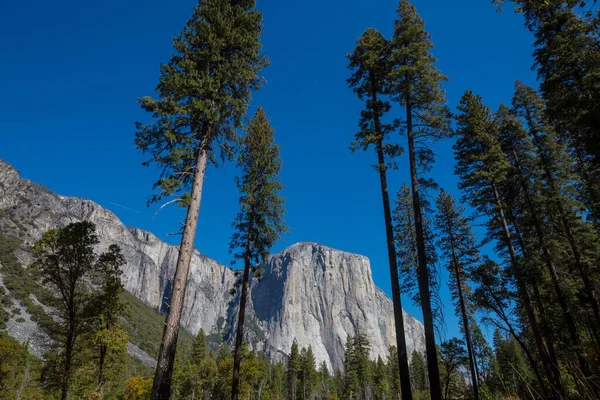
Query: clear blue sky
[[0, 0, 536, 341]]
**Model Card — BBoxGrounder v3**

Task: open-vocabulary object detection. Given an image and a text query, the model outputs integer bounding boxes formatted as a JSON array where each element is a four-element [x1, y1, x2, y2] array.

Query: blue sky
[[0, 0, 537, 341]]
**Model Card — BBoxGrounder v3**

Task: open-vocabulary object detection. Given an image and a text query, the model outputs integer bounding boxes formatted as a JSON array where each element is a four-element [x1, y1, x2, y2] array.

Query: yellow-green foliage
[[124, 376, 153, 400]]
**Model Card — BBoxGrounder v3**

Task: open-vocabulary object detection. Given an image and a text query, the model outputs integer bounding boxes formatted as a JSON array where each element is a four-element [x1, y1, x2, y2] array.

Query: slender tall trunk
[[231, 221, 253, 400], [406, 101, 442, 400], [98, 344, 106, 386], [491, 184, 564, 396], [61, 324, 75, 400], [151, 136, 209, 400], [448, 250, 479, 400], [371, 84, 412, 400]]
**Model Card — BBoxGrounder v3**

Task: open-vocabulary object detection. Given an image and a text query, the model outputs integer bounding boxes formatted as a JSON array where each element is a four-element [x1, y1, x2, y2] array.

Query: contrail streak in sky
[[109, 202, 140, 213]]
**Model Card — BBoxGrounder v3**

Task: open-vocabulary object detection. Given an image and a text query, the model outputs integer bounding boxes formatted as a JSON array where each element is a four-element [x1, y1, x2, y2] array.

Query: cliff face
[[0, 159, 425, 370]]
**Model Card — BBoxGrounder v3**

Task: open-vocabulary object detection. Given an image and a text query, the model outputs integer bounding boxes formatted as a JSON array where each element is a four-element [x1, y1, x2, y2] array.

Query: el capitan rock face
[[0, 159, 425, 370]]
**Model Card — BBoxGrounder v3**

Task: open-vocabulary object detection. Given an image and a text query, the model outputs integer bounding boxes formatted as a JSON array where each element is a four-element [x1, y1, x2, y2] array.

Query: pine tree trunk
[[448, 246, 479, 400], [231, 250, 250, 400], [406, 101, 442, 400], [371, 82, 412, 400], [232, 222, 253, 400], [61, 324, 75, 400], [98, 344, 106, 386], [491, 184, 564, 396], [151, 138, 209, 400]]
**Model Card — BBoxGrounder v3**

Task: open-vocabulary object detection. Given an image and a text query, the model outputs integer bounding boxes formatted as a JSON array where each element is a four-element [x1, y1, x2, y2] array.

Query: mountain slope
[[0, 159, 425, 370]]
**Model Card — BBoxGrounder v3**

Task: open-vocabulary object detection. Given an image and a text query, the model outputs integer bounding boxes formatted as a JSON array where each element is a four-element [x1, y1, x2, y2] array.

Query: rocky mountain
[[0, 159, 425, 370]]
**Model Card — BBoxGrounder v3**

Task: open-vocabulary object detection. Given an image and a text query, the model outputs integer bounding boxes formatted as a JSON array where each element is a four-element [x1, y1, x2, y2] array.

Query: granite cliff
[[0, 159, 425, 370]]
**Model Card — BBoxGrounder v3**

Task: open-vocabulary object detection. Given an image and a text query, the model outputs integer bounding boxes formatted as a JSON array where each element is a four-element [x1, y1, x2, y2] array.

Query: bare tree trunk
[[449, 251, 479, 400], [232, 231, 253, 400], [151, 138, 209, 400], [61, 323, 75, 400], [98, 344, 106, 386], [406, 100, 442, 400], [370, 78, 412, 400]]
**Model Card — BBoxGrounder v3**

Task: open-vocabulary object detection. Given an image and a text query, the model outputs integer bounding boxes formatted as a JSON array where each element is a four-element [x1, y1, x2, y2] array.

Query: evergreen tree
[[408, 350, 427, 391], [287, 340, 300, 400], [30, 222, 126, 400], [135, 0, 269, 396], [495, 103, 594, 382], [454, 91, 564, 396], [173, 329, 218, 400], [499, 1, 600, 168], [229, 107, 287, 400], [386, 346, 401, 400], [347, 27, 412, 400], [298, 346, 317, 400], [92, 244, 127, 388], [434, 190, 480, 400], [388, 2, 452, 396], [269, 361, 286, 400], [512, 81, 600, 332], [343, 337, 360, 400], [317, 361, 332, 400], [373, 356, 390, 400]]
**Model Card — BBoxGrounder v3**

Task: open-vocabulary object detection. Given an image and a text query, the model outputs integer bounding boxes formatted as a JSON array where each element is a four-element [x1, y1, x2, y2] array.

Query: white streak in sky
[[109, 202, 140, 213]]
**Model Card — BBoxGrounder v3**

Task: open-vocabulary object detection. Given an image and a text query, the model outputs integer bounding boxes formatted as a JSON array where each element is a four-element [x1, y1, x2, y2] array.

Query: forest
[[0, 0, 599, 399]]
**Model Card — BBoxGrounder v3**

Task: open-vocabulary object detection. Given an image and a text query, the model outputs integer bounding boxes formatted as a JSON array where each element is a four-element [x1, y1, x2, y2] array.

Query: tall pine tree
[[388, 2, 452, 397], [454, 91, 564, 396], [135, 1, 269, 396], [347, 27, 412, 400], [434, 190, 480, 400], [229, 107, 287, 400]]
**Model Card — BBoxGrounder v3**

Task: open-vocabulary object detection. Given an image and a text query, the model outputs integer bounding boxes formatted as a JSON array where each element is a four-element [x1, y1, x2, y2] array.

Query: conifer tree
[[373, 356, 390, 400], [347, 27, 412, 400], [229, 107, 287, 400], [434, 190, 480, 400], [388, 3, 452, 396], [317, 361, 332, 400], [454, 91, 564, 395], [173, 329, 217, 400], [512, 81, 600, 331], [343, 337, 360, 400], [409, 350, 427, 391], [298, 346, 317, 400], [495, 103, 593, 381], [91, 245, 127, 388], [287, 340, 300, 400], [135, 1, 268, 396], [498, 1, 600, 167], [270, 361, 285, 400], [386, 346, 401, 400]]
